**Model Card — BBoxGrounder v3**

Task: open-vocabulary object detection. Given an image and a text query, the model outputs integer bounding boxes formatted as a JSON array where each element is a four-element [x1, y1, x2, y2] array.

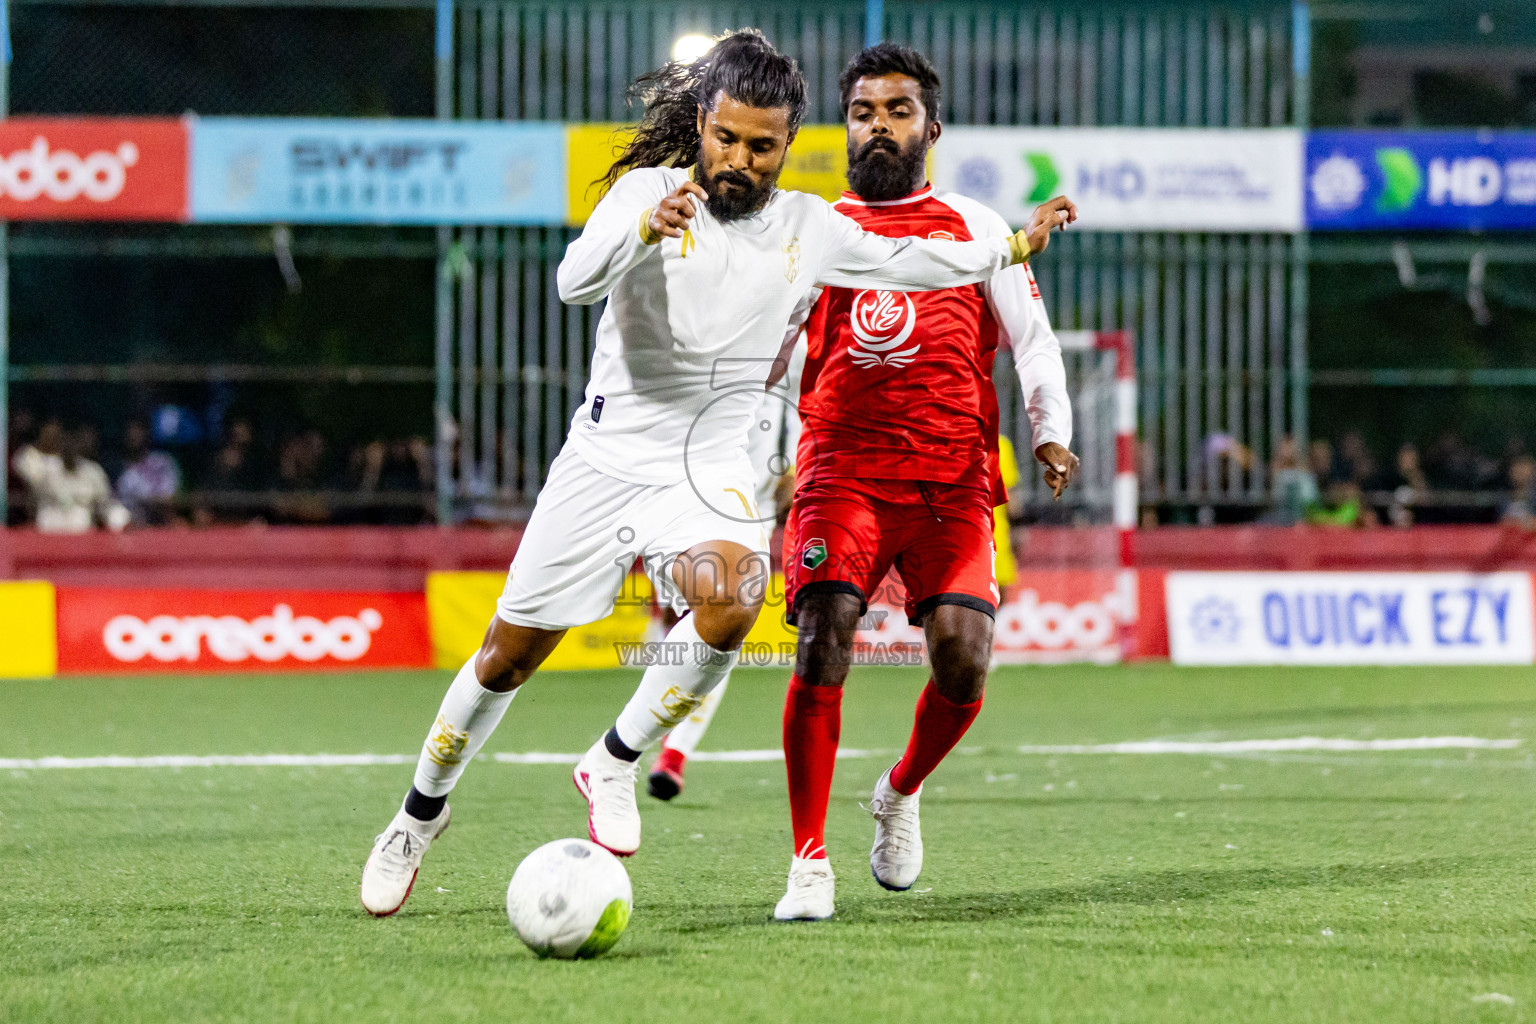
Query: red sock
[[888, 680, 983, 795], [783, 674, 842, 860]]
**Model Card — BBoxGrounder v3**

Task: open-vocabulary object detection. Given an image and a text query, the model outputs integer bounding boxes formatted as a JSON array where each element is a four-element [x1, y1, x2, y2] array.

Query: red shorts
[[784, 477, 999, 626]]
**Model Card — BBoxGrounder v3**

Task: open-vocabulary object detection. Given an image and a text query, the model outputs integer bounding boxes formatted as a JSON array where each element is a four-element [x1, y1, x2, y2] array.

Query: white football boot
[[573, 739, 642, 856], [868, 767, 923, 891], [774, 855, 836, 921], [360, 804, 451, 917]]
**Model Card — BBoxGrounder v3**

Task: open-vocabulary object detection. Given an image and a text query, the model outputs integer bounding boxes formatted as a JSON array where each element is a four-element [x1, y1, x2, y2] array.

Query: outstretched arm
[[981, 202, 1079, 497], [815, 195, 1076, 292]]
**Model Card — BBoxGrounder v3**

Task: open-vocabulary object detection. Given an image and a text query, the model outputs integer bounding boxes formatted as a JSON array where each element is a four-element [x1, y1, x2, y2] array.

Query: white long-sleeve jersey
[[555, 166, 1017, 485]]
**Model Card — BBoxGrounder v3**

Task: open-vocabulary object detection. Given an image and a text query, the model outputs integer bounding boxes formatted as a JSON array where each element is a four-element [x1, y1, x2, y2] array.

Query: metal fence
[[1, 0, 1308, 524], [436, 2, 1306, 519]]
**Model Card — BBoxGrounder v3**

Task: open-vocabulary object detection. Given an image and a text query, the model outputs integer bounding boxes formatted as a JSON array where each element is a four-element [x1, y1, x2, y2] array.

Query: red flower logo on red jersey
[[849, 290, 920, 369]]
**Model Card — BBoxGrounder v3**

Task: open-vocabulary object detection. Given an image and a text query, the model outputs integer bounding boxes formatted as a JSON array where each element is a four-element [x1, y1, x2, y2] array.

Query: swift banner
[[1307, 130, 1536, 231], [1167, 572, 1536, 666], [0, 117, 189, 221], [933, 127, 1304, 231], [55, 589, 432, 673], [189, 118, 567, 224]]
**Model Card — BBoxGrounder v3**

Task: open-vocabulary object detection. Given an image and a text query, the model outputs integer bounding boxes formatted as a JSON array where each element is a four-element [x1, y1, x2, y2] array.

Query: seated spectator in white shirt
[[12, 422, 129, 534], [115, 418, 181, 526]]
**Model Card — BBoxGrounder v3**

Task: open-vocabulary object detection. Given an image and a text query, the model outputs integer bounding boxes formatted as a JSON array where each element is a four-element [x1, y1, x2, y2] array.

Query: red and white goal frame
[[1055, 329, 1137, 561], [1001, 330, 1136, 666]]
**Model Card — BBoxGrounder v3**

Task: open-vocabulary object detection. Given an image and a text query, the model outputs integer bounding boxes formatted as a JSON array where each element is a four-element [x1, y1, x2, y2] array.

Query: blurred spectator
[[1307, 438, 1337, 486], [271, 429, 331, 523], [11, 421, 129, 533], [1265, 435, 1317, 525], [1425, 431, 1499, 491], [6, 406, 40, 525], [1337, 430, 1377, 486], [193, 419, 264, 525], [1385, 442, 1428, 528], [355, 436, 433, 524], [1204, 433, 1255, 490], [1307, 479, 1379, 529], [1502, 456, 1536, 529], [116, 419, 182, 526], [203, 419, 261, 490]]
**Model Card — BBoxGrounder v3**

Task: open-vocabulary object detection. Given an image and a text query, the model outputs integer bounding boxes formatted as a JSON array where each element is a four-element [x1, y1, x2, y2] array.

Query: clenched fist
[[640, 181, 709, 244], [1007, 195, 1078, 264], [1034, 441, 1080, 500]]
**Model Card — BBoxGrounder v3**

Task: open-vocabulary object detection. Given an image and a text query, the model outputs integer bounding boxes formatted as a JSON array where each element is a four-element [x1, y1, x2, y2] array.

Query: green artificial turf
[[1, 664, 1533, 1023]]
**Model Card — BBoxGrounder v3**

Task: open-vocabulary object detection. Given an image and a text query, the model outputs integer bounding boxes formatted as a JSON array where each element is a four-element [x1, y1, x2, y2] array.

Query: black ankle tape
[[604, 726, 642, 763], [403, 786, 447, 822]]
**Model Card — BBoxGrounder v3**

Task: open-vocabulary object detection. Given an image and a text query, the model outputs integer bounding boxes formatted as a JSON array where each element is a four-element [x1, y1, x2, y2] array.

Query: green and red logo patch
[[800, 538, 828, 570]]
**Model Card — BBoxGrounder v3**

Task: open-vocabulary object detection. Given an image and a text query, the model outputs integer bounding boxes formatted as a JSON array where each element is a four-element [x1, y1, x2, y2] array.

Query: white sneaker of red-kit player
[[867, 767, 924, 891], [774, 855, 835, 921], [573, 739, 642, 856], [360, 804, 451, 917]]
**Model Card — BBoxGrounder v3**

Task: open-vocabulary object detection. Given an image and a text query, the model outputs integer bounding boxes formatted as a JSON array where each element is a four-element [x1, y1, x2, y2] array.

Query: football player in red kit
[[772, 43, 1079, 920]]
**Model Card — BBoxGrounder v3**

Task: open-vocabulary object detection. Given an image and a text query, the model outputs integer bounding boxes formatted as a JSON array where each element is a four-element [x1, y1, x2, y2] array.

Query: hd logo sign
[[1306, 130, 1536, 231]]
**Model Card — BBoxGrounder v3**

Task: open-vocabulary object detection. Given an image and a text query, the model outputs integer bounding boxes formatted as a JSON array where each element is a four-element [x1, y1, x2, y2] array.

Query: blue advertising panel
[[190, 118, 567, 224], [1307, 130, 1536, 231]]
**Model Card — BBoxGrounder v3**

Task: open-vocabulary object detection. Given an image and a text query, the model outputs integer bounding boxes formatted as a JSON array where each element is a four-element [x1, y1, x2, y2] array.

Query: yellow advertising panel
[[0, 580, 57, 678], [425, 571, 797, 670], [566, 123, 635, 226], [776, 125, 849, 202], [565, 123, 853, 226], [426, 570, 657, 671]]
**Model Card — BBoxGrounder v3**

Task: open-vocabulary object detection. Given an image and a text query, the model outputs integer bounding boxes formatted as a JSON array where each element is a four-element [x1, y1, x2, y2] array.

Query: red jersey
[[795, 183, 1054, 506]]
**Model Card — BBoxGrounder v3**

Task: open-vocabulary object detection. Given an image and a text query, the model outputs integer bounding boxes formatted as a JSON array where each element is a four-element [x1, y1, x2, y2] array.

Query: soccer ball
[[506, 838, 632, 959]]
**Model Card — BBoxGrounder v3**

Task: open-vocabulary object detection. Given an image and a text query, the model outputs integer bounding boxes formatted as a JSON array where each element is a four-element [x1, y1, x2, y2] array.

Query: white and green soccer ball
[[506, 839, 632, 959]]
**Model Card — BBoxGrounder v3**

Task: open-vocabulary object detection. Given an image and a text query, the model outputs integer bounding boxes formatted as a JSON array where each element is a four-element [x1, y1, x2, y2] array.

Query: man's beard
[[697, 165, 778, 222], [846, 134, 928, 202]]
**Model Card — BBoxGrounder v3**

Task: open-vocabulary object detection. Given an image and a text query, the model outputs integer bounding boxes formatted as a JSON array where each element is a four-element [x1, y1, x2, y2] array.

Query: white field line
[[1016, 737, 1523, 755], [0, 736, 1520, 771]]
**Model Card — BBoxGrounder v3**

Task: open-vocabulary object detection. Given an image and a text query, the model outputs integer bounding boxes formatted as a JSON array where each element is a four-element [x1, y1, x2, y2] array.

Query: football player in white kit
[[647, 331, 804, 801], [360, 29, 1066, 917]]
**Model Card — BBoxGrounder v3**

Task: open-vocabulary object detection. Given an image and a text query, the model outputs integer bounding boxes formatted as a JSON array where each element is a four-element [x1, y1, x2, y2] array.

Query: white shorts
[[496, 446, 771, 630]]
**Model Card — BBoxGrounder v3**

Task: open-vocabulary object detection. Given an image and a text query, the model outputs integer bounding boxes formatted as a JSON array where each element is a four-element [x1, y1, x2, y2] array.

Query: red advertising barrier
[[55, 588, 431, 673], [0, 118, 189, 221], [851, 569, 1135, 664]]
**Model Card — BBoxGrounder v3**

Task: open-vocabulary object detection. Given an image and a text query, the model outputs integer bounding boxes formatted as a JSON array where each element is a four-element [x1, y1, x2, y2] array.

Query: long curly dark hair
[[600, 28, 807, 191]]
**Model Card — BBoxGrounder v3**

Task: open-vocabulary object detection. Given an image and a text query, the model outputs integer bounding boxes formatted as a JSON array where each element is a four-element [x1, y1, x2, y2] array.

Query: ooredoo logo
[[102, 604, 384, 664], [995, 589, 1123, 651], [849, 290, 919, 369], [0, 137, 141, 203]]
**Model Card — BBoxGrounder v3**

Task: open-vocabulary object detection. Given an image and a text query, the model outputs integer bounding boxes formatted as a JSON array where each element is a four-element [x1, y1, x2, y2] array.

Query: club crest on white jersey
[[849, 289, 920, 369]]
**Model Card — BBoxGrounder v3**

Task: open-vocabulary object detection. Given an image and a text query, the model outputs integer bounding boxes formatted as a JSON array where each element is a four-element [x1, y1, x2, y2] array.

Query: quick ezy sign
[[1166, 572, 1535, 666]]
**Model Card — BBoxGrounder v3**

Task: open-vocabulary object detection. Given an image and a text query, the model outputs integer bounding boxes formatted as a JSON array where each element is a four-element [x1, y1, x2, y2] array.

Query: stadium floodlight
[[671, 33, 714, 63]]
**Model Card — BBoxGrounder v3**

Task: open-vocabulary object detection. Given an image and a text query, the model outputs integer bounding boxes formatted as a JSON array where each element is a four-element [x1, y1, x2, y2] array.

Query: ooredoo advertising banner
[[189, 118, 567, 224], [0, 118, 189, 221], [55, 589, 432, 673], [933, 127, 1304, 232], [1166, 572, 1536, 666], [863, 570, 1134, 665], [1307, 130, 1536, 231]]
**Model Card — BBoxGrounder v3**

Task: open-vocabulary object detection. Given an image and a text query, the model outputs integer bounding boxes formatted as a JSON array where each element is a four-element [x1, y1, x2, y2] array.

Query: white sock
[[613, 614, 738, 753], [662, 677, 729, 757], [411, 655, 517, 798]]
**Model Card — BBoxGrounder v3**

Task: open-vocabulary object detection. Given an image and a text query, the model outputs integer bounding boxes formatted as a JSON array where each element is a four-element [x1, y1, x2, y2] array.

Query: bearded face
[[845, 130, 928, 202], [693, 94, 792, 222], [696, 162, 779, 221]]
